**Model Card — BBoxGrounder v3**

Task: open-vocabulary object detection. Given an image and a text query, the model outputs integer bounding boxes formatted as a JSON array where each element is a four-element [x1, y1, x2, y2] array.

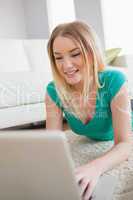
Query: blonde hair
[[47, 21, 105, 122]]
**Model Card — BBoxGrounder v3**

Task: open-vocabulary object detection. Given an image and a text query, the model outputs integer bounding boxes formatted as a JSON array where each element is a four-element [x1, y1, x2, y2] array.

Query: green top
[[46, 68, 133, 141]]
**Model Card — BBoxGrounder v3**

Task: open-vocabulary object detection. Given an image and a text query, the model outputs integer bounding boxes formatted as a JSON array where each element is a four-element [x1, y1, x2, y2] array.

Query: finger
[[75, 173, 84, 184], [80, 178, 90, 197], [82, 182, 94, 200]]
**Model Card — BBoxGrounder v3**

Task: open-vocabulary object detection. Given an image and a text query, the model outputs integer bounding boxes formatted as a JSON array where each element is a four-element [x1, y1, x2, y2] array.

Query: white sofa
[[0, 40, 52, 129], [0, 40, 132, 129]]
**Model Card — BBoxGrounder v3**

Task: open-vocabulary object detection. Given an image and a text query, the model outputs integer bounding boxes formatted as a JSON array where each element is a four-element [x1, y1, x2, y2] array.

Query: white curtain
[[46, 0, 76, 33]]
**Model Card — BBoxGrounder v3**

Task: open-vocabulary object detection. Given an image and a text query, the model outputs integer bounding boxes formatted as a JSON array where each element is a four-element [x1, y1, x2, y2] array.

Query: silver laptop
[[0, 130, 118, 200]]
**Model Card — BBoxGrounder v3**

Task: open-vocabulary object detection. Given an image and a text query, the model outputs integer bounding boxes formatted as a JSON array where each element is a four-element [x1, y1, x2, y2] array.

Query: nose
[[62, 57, 74, 72]]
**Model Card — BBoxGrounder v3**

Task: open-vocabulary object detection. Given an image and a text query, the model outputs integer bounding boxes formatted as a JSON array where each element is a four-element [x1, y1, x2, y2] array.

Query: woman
[[45, 21, 132, 200]]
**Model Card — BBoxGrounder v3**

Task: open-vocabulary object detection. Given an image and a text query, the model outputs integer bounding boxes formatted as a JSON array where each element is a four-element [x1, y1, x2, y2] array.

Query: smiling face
[[53, 36, 86, 90]]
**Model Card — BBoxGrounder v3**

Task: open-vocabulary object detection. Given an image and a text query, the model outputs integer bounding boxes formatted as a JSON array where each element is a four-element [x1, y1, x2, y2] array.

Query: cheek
[[55, 63, 64, 76], [74, 56, 84, 69], [78, 58, 85, 72]]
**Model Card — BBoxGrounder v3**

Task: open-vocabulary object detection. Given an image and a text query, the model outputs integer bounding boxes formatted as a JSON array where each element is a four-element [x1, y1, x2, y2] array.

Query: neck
[[72, 80, 84, 93]]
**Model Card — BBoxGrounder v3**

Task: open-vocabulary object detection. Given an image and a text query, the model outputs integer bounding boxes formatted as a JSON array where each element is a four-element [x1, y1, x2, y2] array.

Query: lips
[[65, 69, 79, 77]]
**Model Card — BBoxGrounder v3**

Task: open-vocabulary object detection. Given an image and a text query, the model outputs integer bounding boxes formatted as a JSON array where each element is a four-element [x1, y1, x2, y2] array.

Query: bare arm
[[89, 82, 132, 172], [45, 92, 63, 130], [75, 83, 132, 199]]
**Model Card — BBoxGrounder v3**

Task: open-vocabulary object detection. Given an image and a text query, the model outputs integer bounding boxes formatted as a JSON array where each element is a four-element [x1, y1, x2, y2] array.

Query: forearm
[[89, 141, 132, 174]]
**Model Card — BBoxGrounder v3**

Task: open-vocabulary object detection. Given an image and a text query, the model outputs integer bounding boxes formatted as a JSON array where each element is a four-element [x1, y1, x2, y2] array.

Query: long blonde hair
[[47, 21, 105, 121]]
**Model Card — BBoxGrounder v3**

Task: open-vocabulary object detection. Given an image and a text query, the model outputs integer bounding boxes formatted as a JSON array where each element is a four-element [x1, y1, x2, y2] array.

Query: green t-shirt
[[46, 68, 133, 141]]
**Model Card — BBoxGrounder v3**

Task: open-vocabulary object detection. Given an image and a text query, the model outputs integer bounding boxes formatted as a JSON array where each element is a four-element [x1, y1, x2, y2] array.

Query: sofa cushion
[[0, 40, 30, 72], [0, 72, 52, 109], [105, 48, 122, 65], [0, 39, 53, 109]]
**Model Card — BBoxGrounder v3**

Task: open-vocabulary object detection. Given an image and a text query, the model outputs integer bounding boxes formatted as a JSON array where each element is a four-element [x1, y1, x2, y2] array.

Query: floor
[[1, 120, 70, 131]]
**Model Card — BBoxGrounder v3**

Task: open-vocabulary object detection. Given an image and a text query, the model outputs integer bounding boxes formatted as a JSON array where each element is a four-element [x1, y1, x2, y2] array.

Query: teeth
[[67, 72, 75, 74], [66, 70, 77, 75]]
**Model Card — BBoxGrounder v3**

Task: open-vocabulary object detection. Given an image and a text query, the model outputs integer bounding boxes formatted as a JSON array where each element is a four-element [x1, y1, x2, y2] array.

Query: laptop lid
[[0, 129, 118, 200], [0, 130, 80, 200]]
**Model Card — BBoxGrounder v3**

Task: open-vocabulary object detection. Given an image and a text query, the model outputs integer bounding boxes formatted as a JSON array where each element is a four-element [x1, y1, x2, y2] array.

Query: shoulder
[[46, 81, 57, 98], [99, 67, 127, 102], [99, 67, 127, 82], [46, 81, 55, 91], [46, 81, 63, 110], [46, 80, 57, 97]]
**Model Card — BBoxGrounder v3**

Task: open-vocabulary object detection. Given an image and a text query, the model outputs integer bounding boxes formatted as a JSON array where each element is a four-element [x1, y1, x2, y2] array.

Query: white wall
[[74, 0, 105, 48], [23, 0, 49, 39], [0, 0, 49, 72], [0, 0, 27, 38], [0, 0, 49, 39], [0, 0, 104, 40], [0, 0, 105, 72]]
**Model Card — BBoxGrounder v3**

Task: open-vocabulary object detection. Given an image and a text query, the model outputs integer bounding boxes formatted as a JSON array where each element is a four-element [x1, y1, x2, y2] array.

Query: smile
[[65, 70, 79, 77]]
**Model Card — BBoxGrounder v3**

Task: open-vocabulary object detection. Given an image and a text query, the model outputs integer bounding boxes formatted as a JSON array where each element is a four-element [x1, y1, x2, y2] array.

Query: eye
[[55, 57, 63, 60], [71, 52, 81, 57]]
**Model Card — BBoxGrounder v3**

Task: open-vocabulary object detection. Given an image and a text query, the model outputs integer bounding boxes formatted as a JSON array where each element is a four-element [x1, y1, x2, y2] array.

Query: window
[[101, 0, 133, 54]]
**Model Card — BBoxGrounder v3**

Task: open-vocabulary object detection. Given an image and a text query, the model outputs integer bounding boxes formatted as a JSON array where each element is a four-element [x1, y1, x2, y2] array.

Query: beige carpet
[[65, 130, 133, 200]]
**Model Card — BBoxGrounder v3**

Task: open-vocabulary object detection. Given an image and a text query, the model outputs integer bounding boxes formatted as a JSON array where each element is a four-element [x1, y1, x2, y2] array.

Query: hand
[[75, 162, 102, 200]]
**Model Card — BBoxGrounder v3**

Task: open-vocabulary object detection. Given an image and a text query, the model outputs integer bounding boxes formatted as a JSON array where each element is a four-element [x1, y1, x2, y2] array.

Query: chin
[[66, 78, 82, 86]]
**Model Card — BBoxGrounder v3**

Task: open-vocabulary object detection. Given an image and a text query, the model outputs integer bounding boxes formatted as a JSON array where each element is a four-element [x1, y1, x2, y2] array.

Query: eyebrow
[[53, 48, 80, 55]]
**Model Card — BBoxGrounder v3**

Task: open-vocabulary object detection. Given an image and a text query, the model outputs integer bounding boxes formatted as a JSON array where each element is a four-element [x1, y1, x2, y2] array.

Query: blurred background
[[0, 0, 132, 129]]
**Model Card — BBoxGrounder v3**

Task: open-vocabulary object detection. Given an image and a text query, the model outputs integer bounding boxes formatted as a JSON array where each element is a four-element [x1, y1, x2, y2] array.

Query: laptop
[[0, 130, 118, 200]]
